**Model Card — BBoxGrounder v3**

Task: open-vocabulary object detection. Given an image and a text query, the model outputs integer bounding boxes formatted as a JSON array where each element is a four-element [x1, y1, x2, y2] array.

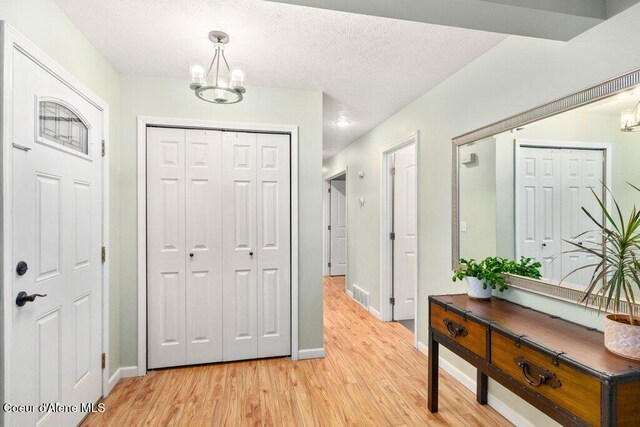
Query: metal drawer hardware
[[443, 318, 468, 338], [552, 351, 566, 367], [514, 334, 527, 348], [515, 357, 562, 389]]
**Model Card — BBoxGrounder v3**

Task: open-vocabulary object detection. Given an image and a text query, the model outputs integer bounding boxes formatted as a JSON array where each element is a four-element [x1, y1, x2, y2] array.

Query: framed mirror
[[452, 68, 640, 314]]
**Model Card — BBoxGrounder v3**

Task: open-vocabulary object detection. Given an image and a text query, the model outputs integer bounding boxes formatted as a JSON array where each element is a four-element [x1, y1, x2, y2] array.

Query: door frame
[[380, 132, 419, 344], [514, 139, 613, 262], [136, 116, 300, 374], [0, 22, 111, 424], [323, 167, 348, 282]]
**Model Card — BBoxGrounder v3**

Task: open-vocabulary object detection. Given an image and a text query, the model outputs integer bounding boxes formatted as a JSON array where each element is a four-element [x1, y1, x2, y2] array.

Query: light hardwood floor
[[84, 276, 511, 426]]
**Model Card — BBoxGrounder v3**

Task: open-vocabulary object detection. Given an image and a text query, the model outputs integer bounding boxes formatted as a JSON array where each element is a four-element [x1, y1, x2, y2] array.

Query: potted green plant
[[452, 257, 541, 299], [563, 183, 640, 361]]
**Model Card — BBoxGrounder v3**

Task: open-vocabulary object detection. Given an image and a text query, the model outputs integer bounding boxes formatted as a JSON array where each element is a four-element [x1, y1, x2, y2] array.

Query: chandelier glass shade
[[190, 31, 246, 105]]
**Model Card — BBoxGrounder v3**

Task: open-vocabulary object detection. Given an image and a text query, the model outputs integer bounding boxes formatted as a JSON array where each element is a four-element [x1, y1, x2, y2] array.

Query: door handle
[[249, 251, 254, 256], [16, 291, 47, 307]]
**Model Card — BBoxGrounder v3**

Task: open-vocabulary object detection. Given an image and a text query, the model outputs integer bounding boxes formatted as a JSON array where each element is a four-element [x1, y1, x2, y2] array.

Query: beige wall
[[118, 75, 324, 367], [1, 0, 122, 376], [324, 4, 640, 424]]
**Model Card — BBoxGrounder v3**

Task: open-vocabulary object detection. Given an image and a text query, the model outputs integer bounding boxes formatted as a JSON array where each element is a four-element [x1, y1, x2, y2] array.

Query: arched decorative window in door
[[38, 99, 89, 155]]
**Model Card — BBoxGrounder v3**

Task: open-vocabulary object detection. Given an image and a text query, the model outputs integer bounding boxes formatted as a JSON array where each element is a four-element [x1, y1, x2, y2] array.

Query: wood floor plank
[[83, 276, 512, 426]]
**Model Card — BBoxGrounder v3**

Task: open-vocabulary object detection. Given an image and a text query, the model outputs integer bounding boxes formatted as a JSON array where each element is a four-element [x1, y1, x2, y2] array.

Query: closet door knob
[[249, 251, 254, 256], [189, 253, 194, 258]]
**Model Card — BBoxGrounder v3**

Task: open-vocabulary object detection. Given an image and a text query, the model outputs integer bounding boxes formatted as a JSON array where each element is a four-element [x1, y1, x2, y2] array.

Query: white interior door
[[185, 130, 223, 364], [222, 132, 259, 361], [392, 144, 417, 321], [329, 179, 347, 276], [517, 147, 562, 282], [11, 48, 103, 426], [561, 149, 604, 288], [256, 133, 291, 358], [147, 127, 187, 369]]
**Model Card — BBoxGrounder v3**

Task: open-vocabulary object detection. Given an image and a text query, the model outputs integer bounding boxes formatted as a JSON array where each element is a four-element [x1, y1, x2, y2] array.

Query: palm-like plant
[[563, 182, 640, 326]]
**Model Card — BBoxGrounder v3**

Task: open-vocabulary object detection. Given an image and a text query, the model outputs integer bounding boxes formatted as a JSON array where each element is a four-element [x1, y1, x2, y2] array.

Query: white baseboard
[[297, 348, 325, 360], [369, 306, 382, 320], [346, 289, 353, 298], [106, 365, 139, 395], [417, 342, 532, 427]]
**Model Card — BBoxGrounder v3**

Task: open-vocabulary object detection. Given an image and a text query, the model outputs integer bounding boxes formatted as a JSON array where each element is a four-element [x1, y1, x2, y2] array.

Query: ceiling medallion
[[189, 31, 246, 105]]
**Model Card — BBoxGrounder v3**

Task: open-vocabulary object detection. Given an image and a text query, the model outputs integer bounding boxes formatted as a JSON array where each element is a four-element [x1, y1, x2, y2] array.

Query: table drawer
[[491, 331, 601, 426], [430, 302, 487, 359]]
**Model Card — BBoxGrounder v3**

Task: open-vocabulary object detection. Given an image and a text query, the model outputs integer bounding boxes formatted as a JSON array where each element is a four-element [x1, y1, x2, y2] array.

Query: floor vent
[[352, 284, 370, 309]]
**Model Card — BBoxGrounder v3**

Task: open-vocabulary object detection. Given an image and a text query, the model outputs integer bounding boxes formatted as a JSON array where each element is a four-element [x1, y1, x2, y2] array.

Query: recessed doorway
[[324, 170, 348, 280]]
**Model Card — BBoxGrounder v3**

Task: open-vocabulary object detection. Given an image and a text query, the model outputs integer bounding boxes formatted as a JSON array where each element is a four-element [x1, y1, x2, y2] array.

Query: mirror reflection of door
[[329, 178, 347, 276], [516, 143, 604, 288]]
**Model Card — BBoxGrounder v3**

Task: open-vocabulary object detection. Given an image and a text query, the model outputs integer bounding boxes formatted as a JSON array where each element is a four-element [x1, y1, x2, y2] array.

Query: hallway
[[83, 277, 510, 426]]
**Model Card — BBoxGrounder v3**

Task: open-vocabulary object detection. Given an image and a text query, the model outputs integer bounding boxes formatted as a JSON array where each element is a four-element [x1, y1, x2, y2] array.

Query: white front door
[[329, 179, 347, 276], [11, 48, 103, 425], [392, 144, 417, 321]]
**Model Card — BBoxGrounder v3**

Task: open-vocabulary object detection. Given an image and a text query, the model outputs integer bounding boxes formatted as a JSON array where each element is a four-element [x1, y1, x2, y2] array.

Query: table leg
[[427, 330, 439, 412], [476, 370, 488, 405]]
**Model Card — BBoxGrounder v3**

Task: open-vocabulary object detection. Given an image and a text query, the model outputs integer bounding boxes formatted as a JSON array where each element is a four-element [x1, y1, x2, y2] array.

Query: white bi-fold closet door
[[147, 127, 291, 369], [517, 145, 603, 288]]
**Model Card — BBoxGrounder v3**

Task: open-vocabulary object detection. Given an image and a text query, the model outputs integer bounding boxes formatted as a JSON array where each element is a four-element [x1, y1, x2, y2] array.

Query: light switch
[[460, 221, 467, 232]]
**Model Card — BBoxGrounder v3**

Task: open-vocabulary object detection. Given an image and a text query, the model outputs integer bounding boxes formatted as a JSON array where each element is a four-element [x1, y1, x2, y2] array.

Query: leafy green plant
[[453, 257, 542, 292], [563, 182, 640, 326]]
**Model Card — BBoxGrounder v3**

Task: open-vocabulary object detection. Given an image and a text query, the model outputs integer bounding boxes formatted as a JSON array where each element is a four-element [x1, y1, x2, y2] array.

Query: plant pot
[[604, 314, 640, 361], [466, 277, 492, 300]]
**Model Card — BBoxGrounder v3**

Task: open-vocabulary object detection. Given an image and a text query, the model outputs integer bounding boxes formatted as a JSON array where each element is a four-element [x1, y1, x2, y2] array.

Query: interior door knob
[[16, 291, 47, 307], [249, 251, 254, 256], [16, 261, 28, 276], [189, 253, 194, 258]]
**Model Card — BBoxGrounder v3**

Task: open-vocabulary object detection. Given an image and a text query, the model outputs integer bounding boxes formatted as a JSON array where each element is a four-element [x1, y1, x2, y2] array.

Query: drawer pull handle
[[515, 357, 562, 389], [443, 318, 468, 338]]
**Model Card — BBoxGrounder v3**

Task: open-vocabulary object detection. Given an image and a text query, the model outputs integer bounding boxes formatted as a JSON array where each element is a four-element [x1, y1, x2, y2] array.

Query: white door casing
[[10, 47, 103, 426], [329, 180, 347, 276], [392, 144, 417, 321]]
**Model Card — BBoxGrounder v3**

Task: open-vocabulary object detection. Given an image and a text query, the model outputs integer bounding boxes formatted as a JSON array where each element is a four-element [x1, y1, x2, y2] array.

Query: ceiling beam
[[259, 0, 613, 41]]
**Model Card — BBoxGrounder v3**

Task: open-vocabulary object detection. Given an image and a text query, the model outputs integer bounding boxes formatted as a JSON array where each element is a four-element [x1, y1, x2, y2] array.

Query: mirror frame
[[452, 67, 640, 314]]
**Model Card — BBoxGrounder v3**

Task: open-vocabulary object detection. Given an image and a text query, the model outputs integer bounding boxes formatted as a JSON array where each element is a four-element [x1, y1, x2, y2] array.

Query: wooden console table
[[428, 294, 640, 426]]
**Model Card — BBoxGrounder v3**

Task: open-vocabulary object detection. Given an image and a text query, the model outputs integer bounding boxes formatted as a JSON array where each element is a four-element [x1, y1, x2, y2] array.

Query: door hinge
[[390, 297, 396, 305], [390, 167, 395, 176], [390, 232, 395, 240], [328, 225, 332, 231], [328, 262, 332, 268], [101, 353, 106, 369], [101, 245, 106, 263], [328, 187, 331, 193], [101, 140, 106, 157]]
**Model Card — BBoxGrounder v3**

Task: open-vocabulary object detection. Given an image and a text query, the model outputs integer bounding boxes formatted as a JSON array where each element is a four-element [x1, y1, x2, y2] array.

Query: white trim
[[1, 22, 111, 427], [137, 116, 301, 374], [514, 139, 613, 263], [106, 366, 138, 395], [323, 167, 348, 286], [416, 342, 533, 427], [297, 348, 325, 360], [379, 131, 420, 348], [368, 306, 382, 320]]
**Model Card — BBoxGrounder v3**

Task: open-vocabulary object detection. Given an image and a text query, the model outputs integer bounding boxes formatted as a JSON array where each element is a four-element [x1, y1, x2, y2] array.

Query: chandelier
[[621, 100, 640, 132], [189, 31, 246, 105]]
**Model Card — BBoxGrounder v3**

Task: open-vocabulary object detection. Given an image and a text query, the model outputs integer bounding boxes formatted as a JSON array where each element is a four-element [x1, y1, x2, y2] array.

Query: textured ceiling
[[53, 0, 506, 158]]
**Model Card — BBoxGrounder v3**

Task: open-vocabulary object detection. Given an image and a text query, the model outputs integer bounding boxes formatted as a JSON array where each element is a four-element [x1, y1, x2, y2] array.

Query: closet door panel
[[185, 130, 223, 364], [222, 132, 258, 361], [257, 134, 291, 357], [147, 127, 187, 369]]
